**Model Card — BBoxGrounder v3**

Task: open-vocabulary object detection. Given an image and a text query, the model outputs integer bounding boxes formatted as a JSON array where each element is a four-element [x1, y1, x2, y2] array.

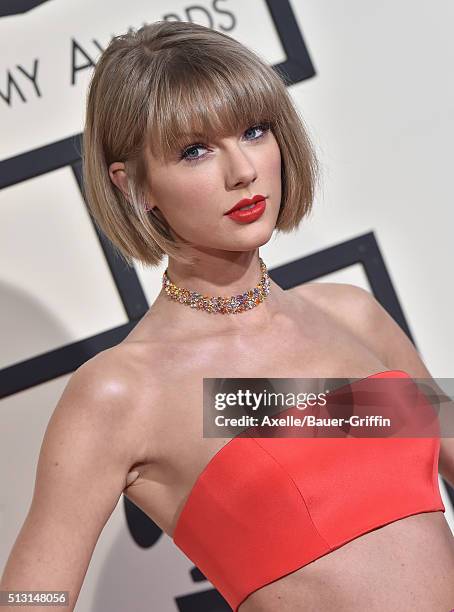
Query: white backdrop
[[1, 1, 453, 610]]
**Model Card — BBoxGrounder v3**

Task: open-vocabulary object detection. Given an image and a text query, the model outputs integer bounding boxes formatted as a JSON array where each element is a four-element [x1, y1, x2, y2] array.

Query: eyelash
[[179, 123, 271, 164]]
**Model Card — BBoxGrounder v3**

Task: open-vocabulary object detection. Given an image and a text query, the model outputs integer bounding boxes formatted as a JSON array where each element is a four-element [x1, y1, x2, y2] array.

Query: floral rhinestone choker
[[162, 257, 271, 314]]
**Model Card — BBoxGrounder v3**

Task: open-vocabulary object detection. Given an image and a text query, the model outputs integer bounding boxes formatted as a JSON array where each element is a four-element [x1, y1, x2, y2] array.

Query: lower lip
[[225, 199, 266, 223]]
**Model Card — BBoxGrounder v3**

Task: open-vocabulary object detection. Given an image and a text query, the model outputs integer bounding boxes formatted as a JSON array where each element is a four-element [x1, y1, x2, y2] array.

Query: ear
[[108, 162, 130, 199]]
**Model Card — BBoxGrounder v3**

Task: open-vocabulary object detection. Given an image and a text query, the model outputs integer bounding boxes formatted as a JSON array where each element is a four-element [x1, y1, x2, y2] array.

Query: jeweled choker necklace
[[162, 257, 271, 314]]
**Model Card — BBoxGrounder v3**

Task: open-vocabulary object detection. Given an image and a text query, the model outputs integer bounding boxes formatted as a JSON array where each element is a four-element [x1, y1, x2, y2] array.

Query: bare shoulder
[[74, 342, 153, 398], [291, 284, 454, 490], [58, 343, 159, 447], [291, 281, 434, 377], [290, 281, 377, 325], [290, 281, 394, 366]]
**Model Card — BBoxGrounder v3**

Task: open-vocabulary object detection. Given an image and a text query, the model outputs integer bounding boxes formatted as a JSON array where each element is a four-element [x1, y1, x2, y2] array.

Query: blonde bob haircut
[[82, 20, 320, 268]]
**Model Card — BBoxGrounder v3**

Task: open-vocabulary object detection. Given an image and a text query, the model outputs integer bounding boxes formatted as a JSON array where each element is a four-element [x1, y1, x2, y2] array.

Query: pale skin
[[2, 123, 454, 611]]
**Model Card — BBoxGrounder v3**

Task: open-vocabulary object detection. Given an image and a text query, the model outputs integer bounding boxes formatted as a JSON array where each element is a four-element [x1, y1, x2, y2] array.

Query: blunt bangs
[[147, 50, 280, 162]]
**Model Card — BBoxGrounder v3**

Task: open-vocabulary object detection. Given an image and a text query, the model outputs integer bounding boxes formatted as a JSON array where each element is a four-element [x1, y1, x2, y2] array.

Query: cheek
[[170, 181, 218, 218], [157, 178, 219, 230], [265, 139, 282, 184], [155, 176, 202, 209]]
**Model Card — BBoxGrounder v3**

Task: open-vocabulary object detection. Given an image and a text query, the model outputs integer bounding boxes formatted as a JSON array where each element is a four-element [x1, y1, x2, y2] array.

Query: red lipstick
[[224, 194, 267, 223]]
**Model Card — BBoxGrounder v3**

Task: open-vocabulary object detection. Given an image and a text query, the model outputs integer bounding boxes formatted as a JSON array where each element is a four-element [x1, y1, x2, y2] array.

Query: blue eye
[[179, 123, 271, 164]]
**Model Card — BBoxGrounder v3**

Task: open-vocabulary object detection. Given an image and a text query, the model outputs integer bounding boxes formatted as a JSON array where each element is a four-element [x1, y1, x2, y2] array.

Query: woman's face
[[142, 122, 282, 252]]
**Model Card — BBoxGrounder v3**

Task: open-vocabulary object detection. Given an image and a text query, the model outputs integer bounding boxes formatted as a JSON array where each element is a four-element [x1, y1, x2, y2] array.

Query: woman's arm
[[0, 351, 146, 611]]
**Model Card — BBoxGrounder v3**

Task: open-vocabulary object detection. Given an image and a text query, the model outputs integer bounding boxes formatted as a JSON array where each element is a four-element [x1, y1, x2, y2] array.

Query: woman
[[2, 20, 454, 612]]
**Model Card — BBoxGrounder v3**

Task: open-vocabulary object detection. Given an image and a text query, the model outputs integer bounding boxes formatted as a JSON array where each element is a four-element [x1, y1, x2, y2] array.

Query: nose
[[224, 144, 258, 188]]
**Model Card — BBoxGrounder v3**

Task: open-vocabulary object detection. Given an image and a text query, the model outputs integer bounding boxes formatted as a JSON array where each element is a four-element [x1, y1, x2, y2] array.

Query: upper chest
[[123, 294, 387, 534]]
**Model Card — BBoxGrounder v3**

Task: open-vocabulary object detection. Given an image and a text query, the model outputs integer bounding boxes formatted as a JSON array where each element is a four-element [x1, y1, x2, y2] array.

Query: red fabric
[[173, 371, 445, 611]]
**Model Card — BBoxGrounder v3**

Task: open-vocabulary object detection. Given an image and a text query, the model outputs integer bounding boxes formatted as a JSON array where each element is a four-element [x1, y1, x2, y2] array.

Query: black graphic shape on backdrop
[[0, 0, 52, 18], [123, 497, 162, 548], [175, 587, 231, 611]]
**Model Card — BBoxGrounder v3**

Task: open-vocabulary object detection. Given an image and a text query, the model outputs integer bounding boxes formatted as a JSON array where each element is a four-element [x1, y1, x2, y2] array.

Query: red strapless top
[[172, 370, 445, 611]]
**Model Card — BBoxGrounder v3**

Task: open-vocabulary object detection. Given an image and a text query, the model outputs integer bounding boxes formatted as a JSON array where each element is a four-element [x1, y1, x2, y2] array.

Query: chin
[[231, 227, 275, 251]]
